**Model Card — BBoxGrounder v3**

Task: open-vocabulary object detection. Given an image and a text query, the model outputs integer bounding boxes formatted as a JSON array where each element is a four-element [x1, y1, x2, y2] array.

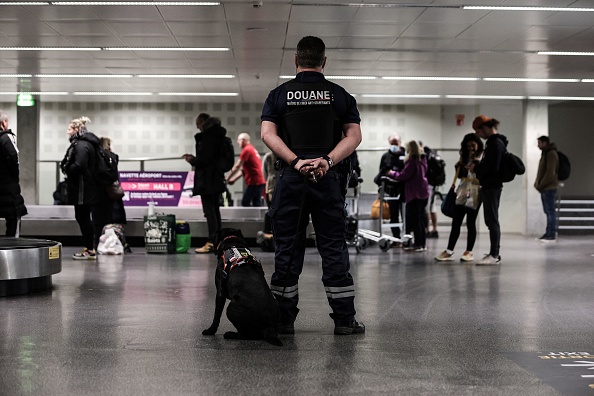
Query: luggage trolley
[[345, 176, 364, 253], [358, 176, 412, 252]]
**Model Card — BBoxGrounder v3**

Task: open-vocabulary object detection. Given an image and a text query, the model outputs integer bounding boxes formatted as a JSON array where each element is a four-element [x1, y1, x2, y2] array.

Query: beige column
[[17, 99, 40, 205], [523, 100, 548, 236]]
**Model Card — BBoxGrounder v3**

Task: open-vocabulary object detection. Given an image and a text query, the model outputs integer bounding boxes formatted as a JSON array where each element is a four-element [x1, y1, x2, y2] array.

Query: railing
[[38, 147, 460, 205]]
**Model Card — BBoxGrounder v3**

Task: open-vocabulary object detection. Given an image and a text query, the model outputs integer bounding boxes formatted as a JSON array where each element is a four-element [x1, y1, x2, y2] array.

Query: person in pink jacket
[[386, 140, 430, 252]]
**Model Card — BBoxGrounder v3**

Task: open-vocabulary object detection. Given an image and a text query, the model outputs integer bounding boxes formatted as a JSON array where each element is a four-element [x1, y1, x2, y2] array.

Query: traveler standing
[[226, 132, 266, 207], [0, 111, 27, 237], [261, 36, 364, 335], [99, 137, 127, 225], [385, 140, 430, 252], [182, 113, 227, 254], [534, 135, 559, 243], [469, 115, 508, 265], [435, 133, 484, 262], [61, 116, 100, 260], [378, 134, 406, 241]]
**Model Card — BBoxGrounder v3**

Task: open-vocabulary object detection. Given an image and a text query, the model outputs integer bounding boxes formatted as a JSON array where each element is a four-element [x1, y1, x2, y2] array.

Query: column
[[523, 100, 548, 236], [17, 98, 40, 205]]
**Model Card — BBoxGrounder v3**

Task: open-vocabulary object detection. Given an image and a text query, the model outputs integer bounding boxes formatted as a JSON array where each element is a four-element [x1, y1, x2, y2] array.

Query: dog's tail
[[263, 327, 283, 347]]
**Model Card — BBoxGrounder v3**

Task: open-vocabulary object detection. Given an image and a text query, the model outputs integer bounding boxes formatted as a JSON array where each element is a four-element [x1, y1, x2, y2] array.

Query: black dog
[[202, 228, 282, 346]]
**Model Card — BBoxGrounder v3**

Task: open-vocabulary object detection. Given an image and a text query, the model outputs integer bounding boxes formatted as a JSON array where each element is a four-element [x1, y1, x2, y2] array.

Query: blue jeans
[[541, 189, 557, 239]]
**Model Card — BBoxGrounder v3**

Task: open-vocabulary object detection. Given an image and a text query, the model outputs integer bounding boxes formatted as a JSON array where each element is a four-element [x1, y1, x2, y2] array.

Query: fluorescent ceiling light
[[383, 76, 479, 81], [446, 95, 525, 100], [483, 78, 580, 83], [0, 91, 69, 95], [158, 92, 239, 96], [105, 47, 228, 51], [36, 74, 133, 78], [538, 51, 594, 56], [74, 92, 153, 96], [528, 96, 594, 101], [0, 47, 100, 51], [138, 74, 234, 79], [52, 2, 219, 5], [463, 6, 594, 12], [0, 2, 49, 5], [326, 75, 377, 80], [0, 47, 228, 52], [360, 94, 441, 98], [0, 74, 33, 77]]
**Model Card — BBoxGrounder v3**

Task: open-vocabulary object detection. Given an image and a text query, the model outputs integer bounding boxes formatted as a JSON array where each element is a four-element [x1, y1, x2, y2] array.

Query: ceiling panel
[[0, 1, 593, 104]]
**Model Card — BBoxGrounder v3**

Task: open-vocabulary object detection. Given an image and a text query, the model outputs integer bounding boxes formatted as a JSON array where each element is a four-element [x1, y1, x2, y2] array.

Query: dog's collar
[[216, 235, 238, 253], [221, 247, 260, 278]]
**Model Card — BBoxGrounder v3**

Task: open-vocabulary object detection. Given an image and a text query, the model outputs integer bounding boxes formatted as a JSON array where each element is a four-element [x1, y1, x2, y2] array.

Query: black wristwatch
[[323, 155, 334, 168], [290, 157, 300, 168]]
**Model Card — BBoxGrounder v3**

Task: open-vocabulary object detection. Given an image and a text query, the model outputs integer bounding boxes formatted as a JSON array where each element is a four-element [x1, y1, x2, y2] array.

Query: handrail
[[38, 147, 460, 191]]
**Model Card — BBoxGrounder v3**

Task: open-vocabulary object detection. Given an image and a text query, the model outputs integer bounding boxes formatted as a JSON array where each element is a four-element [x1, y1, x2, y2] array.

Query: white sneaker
[[476, 254, 501, 265], [435, 250, 454, 261], [460, 251, 474, 262], [539, 238, 556, 244]]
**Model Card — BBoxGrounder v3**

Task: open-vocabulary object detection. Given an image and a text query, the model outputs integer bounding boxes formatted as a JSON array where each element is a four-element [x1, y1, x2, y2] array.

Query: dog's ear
[[232, 228, 244, 239]]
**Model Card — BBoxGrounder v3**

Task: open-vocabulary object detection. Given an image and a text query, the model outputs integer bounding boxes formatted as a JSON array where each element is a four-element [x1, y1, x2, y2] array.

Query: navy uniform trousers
[[268, 166, 356, 324]]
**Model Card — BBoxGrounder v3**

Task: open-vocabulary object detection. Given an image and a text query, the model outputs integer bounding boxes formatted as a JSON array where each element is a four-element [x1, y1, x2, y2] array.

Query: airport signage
[[119, 171, 201, 207]]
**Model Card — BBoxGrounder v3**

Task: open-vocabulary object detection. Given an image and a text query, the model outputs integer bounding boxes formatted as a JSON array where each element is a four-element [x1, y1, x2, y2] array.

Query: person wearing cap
[[468, 115, 509, 265]]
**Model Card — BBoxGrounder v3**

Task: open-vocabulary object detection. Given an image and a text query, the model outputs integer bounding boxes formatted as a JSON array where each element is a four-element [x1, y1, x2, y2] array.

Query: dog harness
[[220, 247, 261, 279]]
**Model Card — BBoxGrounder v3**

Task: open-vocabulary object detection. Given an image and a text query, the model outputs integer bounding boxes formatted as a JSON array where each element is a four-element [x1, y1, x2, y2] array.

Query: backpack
[[500, 151, 525, 183], [218, 136, 235, 172], [94, 145, 119, 187], [426, 153, 446, 187], [557, 150, 571, 181]]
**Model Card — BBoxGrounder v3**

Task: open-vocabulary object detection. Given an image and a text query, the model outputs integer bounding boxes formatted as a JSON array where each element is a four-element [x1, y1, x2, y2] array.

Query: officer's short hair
[[296, 36, 325, 68]]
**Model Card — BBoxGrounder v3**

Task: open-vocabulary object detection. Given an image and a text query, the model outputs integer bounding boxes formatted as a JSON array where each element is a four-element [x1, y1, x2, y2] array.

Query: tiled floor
[[1, 234, 593, 395]]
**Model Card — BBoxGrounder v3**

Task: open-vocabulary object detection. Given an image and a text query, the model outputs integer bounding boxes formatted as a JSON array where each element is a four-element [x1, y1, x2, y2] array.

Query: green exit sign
[[17, 93, 35, 107]]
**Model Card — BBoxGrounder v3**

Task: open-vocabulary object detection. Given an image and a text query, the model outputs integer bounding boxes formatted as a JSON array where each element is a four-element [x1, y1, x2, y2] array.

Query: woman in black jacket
[[0, 111, 27, 236], [61, 116, 101, 260]]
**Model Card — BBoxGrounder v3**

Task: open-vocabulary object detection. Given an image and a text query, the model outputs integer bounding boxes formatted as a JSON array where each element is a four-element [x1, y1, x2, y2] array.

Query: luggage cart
[[345, 177, 364, 253], [358, 176, 412, 252]]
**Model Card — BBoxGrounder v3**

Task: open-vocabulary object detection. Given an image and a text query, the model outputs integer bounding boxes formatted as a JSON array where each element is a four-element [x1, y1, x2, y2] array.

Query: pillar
[[17, 98, 40, 205]]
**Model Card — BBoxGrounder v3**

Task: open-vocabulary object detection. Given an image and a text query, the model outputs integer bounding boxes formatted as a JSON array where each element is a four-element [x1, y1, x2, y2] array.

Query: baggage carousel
[[0, 238, 62, 297]]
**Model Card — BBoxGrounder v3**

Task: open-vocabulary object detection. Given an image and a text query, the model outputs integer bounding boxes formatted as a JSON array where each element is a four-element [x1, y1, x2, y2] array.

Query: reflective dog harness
[[220, 246, 261, 279]]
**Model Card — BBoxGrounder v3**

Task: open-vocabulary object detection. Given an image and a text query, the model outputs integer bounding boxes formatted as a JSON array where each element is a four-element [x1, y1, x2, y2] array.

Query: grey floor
[[1, 234, 593, 396]]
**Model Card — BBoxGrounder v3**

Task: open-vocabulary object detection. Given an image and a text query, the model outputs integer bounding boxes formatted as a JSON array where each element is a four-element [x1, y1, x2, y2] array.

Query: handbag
[[441, 167, 460, 218], [371, 198, 391, 220], [455, 172, 480, 209], [106, 180, 125, 200]]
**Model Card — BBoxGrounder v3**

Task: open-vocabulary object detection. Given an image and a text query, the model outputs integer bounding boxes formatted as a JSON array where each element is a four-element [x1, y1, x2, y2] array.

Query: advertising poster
[[119, 171, 201, 207]]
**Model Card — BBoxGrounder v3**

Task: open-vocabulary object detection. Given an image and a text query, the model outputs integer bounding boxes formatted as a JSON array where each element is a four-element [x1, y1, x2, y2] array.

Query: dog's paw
[[202, 327, 217, 336]]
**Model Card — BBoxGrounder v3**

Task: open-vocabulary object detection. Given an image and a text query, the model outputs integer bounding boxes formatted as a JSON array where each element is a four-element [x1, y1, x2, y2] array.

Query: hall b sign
[[506, 351, 594, 394]]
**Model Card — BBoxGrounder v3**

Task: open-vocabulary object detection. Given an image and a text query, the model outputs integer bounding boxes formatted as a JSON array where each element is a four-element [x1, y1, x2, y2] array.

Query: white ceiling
[[2, 0, 594, 104]]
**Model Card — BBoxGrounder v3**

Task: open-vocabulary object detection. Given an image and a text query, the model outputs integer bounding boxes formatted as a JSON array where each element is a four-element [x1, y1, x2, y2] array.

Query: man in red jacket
[[226, 133, 266, 207]]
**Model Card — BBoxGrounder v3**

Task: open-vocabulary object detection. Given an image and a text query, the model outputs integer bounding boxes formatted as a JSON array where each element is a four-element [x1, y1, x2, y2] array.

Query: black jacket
[[378, 147, 406, 196], [0, 129, 27, 218], [190, 117, 227, 196], [475, 134, 508, 189], [61, 132, 100, 206]]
